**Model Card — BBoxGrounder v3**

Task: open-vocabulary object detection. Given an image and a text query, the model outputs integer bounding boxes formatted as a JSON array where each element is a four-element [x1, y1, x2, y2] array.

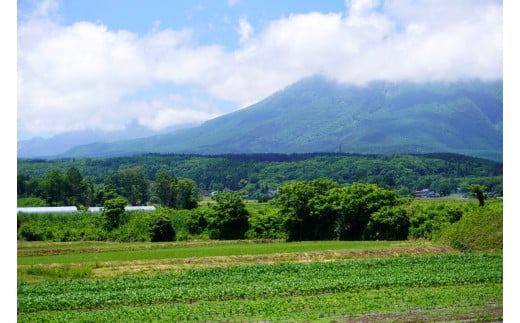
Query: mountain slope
[[58, 76, 503, 161], [17, 120, 199, 159]]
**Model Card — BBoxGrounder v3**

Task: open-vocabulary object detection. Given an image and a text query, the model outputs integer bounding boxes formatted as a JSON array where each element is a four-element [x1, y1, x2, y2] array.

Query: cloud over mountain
[[18, 0, 502, 139]]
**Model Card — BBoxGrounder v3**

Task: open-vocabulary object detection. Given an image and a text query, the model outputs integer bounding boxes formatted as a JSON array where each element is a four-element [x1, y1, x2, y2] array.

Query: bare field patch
[[92, 245, 456, 277], [343, 307, 503, 322]]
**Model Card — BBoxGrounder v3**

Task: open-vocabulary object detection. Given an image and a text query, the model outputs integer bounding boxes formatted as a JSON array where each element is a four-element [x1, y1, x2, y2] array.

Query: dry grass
[[88, 245, 456, 277]]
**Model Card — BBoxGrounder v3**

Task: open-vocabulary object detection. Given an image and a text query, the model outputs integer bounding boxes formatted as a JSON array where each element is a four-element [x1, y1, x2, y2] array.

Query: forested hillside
[[18, 153, 502, 208], [57, 77, 503, 161]]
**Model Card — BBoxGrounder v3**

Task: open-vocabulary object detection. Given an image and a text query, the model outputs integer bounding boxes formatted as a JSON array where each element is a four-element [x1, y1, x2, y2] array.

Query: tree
[[207, 191, 249, 239], [102, 197, 127, 231], [17, 174, 26, 197], [366, 205, 410, 240], [65, 167, 83, 206], [154, 171, 174, 207], [276, 179, 339, 241], [330, 183, 398, 240], [94, 184, 121, 206], [42, 169, 67, 206], [79, 178, 94, 207], [148, 213, 176, 242], [171, 178, 200, 209], [469, 184, 487, 207], [104, 166, 149, 205], [187, 207, 211, 235]]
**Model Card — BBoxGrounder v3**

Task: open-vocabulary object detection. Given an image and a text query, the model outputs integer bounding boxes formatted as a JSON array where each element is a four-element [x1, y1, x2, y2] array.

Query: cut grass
[[19, 245, 456, 280], [18, 240, 445, 282]]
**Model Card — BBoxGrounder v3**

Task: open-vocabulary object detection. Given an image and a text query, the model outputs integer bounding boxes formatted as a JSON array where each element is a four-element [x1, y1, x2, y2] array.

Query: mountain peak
[[46, 77, 502, 161]]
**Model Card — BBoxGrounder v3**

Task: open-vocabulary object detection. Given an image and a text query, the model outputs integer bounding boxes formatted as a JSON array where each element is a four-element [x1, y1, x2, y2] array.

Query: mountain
[[17, 120, 198, 158], [52, 76, 503, 161]]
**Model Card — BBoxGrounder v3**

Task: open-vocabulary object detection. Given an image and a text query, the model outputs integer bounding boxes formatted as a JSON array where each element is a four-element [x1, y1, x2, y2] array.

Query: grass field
[[17, 240, 502, 322]]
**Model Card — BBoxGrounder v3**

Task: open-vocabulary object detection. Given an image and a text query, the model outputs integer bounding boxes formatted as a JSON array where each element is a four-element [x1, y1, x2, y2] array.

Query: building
[[87, 206, 157, 213], [125, 206, 156, 212], [17, 206, 79, 214], [411, 188, 440, 198]]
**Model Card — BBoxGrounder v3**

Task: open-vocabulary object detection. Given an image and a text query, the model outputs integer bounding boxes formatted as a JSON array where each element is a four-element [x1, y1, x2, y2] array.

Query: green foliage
[[104, 166, 149, 205], [22, 265, 92, 280], [18, 153, 502, 204], [17, 197, 47, 207], [171, 178, 200, 209], [148, 213, 176, 242], [277, 180, 399, 241], [18, 222, 54, 241], [277, 179, 339, 241], [434, 201, 502, 252], [154, 171, 174, 206], [207, 191, 250, 239], [246, 206, 287, 240], [329, 183, 399, 240], [105, 212, 149, 242], [17, 212, 105, 242], [366, 205, 410, 240], [186, 207, 212, 237], [102, 197, 127, 231], [408, 201, 469, 239], [17, 254, 502, 315], [41, 169, 67, 206], [469, 184, 487, 206], [167, 209, 198, 240]]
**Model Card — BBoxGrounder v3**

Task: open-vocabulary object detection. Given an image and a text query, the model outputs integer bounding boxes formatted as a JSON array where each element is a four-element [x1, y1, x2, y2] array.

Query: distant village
[[411, 188, 498, 199]]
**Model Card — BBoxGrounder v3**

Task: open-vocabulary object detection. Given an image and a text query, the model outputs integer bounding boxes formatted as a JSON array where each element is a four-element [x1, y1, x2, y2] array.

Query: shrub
[[186, 207, 211, 236], [408, 201, 468, 239], [434, 201, 502, 252], [207, 191, 249, 240], [102, 197, 127, 231], [107, 212, 151, 242], [18, 223, 51, 241], [366, 205, 410, 240], [17, 197, 47, 207], [246, 208, 287, 240], [149, 214, 176, 242]]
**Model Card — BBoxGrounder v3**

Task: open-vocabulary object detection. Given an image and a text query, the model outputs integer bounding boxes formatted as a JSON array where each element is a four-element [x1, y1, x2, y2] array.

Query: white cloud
[[129, 95, 221, 130], [238, 17, 254, 43], [18, 19, 152, 134], [18, 0, 502, 138], [29, 0, 59, 19], [227, 0, 240, 7]]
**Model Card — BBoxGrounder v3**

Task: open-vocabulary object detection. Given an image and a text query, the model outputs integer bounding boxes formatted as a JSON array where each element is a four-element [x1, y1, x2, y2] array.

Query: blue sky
[[17, 0, 503, 140], [51, 0, 349, 50]]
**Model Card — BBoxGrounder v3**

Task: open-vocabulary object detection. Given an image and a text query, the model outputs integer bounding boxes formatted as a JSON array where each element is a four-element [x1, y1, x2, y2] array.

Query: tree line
[[17, 166, 203, 210], [17, 153, 503, 209], [18, 177, 501, 247]]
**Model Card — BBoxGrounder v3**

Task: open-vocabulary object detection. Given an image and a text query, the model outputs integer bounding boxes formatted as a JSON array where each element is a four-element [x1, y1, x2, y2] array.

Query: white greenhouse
[[17, 206, 79, 214], [125, 206, 156, 212], [86, 206, 156, 213]]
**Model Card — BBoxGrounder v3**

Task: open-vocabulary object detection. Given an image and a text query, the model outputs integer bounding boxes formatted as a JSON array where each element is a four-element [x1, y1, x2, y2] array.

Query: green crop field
[[17, 240, 502, 322]]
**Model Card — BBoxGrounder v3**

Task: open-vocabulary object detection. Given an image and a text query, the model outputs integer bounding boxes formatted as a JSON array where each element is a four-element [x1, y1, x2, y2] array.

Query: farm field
[[17, 240, 502, 322]]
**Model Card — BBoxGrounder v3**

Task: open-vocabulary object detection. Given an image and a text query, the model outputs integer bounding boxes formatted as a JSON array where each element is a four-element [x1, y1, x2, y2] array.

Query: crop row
[[18, 283, 502, 322], [18, 254, 502, 313]]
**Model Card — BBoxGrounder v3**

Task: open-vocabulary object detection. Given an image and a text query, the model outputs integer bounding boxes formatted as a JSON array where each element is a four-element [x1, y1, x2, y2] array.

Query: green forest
[[18, 152, 502, 208], [17, 152, 502, 249]]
